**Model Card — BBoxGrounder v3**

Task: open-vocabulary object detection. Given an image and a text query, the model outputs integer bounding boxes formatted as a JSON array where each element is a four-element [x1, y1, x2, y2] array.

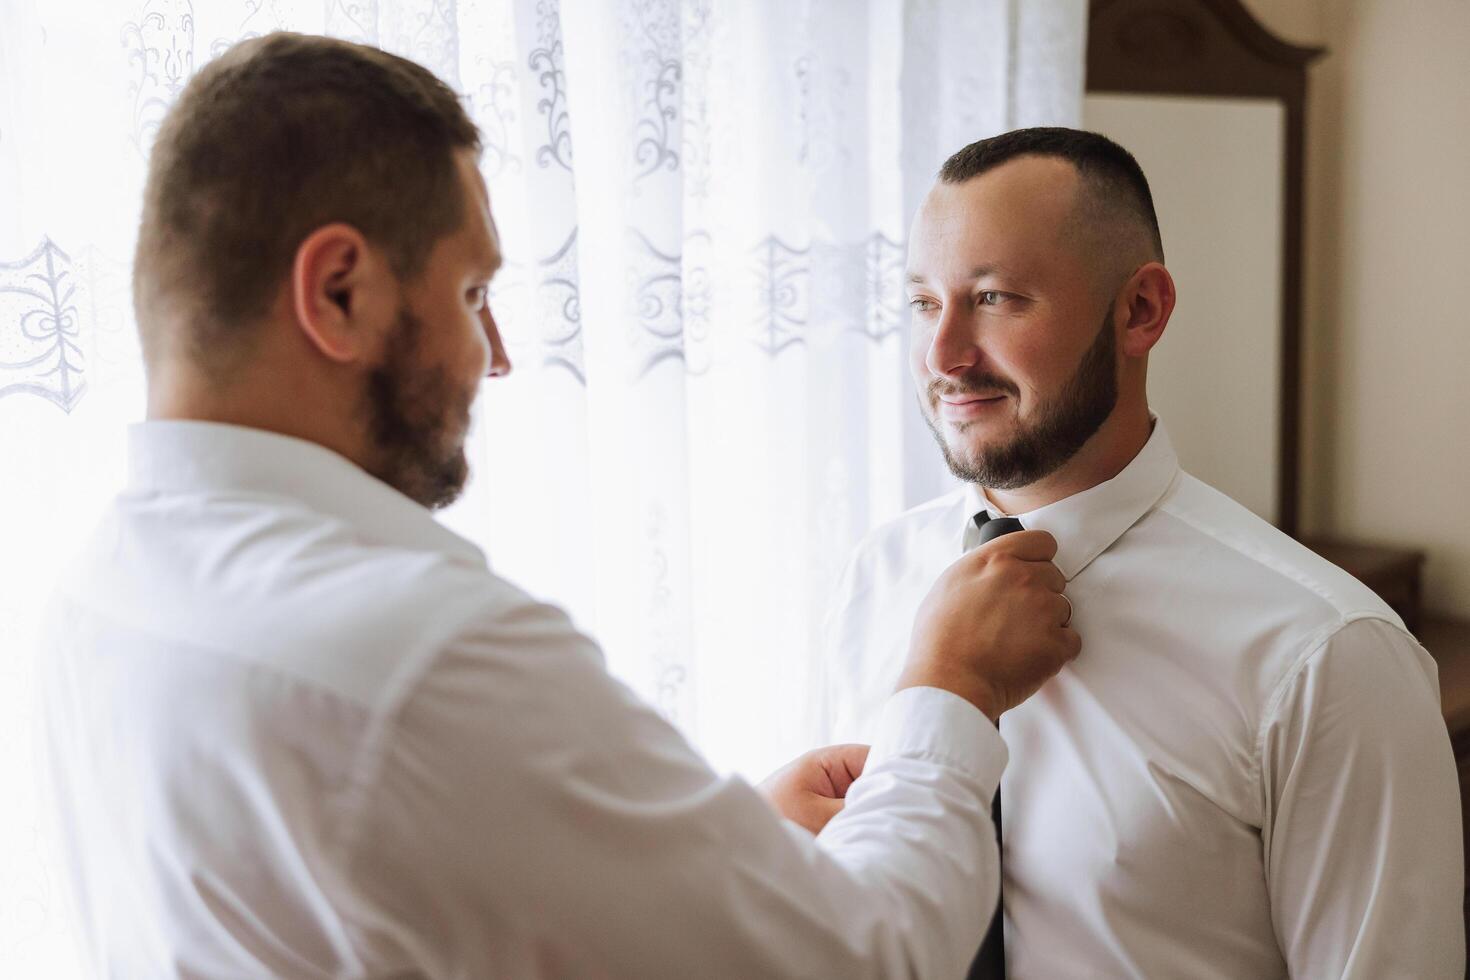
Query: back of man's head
[[133, 32, 481, 376], [938, 126, 1164, 272]]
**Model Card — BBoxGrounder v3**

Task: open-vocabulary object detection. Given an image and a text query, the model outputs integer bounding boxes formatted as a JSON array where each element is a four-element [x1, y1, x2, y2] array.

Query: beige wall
[[1086, 93, 1287, 524], [1240, 0, 1470, 619]]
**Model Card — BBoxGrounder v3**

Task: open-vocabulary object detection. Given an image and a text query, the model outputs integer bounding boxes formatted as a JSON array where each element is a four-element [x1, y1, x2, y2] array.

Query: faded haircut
[[939, 126, 1165, 266], [133, 32, 481, 374]]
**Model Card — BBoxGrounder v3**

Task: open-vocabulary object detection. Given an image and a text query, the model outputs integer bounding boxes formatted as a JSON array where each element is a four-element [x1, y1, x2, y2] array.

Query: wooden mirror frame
[[1085, 0, 1325, 537]]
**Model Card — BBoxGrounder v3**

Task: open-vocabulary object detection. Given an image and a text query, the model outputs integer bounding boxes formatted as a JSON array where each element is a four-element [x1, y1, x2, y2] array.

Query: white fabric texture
[[823, 419, 1466, 978], [0, 1, 1085, 973], [40, 420, 1007, 978]]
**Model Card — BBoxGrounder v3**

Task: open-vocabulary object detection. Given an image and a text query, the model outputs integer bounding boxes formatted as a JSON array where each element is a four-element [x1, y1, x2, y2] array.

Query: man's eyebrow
[[906, 264, 1007, 285]]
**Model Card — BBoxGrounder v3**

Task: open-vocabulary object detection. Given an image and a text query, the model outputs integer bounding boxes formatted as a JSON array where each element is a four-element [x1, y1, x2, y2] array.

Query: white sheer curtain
[[0, 0, 1084, 973]]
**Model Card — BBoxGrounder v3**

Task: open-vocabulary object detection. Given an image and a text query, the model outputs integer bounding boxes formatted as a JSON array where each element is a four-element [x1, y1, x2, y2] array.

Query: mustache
[[926, 372, 1020, 402]]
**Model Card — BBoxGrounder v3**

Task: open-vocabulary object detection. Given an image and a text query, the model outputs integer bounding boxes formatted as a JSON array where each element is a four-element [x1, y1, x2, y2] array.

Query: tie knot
[[963, 511, 1024, 554], [975, 512, 1025, 546]]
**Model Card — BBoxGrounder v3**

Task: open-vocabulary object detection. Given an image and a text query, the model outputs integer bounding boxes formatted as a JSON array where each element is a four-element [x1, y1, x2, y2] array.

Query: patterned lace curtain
[[0, 0, 1084, 973]]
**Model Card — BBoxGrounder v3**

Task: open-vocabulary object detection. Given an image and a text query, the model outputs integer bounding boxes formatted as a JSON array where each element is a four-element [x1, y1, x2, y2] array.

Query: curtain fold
[[0, 1, 1085, 973]]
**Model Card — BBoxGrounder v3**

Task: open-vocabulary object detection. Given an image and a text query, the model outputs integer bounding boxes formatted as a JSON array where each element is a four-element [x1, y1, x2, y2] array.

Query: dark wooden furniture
[[1417, 616, 1470, 963], [1086, 0, 1324, 537], [1304, 537, 1426, 633], [1426, 617, 1470, 761]]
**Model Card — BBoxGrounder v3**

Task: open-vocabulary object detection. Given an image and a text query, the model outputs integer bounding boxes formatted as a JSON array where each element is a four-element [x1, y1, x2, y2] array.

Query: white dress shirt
[[824, 420, 1464, 978], [39, 420, 1009, 980]]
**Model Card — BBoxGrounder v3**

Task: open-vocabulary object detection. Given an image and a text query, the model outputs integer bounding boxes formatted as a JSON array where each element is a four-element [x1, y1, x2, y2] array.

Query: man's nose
[[925, 305, 980, 379], [482, 305, 513, 378]]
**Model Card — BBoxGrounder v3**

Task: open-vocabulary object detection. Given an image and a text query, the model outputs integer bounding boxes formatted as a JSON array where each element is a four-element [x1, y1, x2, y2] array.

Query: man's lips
[[936, 393, 1008, 422], [938, 393, 1005, 404]]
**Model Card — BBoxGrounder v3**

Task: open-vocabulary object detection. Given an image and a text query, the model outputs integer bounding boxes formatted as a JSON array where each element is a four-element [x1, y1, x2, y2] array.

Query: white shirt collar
[[126, 420, 486, 569], [960, 420, 1180, 581]]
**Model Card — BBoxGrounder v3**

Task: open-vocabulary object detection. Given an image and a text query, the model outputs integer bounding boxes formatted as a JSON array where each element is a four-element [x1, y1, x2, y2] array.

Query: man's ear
[[1116, 262, 1176, 359], [290, 223, 394, 364]]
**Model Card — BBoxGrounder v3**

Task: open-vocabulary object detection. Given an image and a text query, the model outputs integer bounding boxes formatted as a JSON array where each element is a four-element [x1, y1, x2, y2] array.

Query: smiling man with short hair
[[823, 127, 1464, 978]]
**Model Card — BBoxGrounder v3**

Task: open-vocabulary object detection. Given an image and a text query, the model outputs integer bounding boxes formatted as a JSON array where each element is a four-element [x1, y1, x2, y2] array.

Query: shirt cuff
[[866, 686, 1007, 796]]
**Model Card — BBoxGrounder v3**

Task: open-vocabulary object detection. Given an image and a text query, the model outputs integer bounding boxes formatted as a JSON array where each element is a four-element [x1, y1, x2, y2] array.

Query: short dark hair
[[133, 32, 481, 372], [938, 126, 1164, 262]]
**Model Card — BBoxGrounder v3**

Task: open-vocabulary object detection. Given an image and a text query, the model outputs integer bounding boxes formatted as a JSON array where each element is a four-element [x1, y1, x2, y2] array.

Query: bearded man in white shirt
[[823, 126, 1465, 978], [37, 33, 1088, 980]]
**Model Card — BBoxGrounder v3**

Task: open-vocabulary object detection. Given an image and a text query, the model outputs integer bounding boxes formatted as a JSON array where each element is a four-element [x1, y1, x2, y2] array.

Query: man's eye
[[978, 290, 1004, 306], [468, 286, 489, 311], [909, 297, 937, 313]]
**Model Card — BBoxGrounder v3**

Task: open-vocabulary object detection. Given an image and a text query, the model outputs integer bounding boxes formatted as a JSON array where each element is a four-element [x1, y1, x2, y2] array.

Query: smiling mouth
[[938, 393, 1007, 407], [936, 392, 1009, 423]]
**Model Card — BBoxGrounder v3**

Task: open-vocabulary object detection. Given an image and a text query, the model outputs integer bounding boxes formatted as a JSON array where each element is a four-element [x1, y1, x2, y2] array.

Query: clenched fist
[[898, 528, 1079, 721]]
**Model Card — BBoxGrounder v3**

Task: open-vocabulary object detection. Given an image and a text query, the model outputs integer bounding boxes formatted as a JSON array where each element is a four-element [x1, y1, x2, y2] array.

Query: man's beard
[[924, 309, 1118, 490], [364, 306, 476, 510]]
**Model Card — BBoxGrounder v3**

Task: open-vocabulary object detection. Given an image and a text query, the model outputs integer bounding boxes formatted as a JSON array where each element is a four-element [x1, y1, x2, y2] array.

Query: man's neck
[[147, 367, 370, 476], [982, 407, 1154, 516]]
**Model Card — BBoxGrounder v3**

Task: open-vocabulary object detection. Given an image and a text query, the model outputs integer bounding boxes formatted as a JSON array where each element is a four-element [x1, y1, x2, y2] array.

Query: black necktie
[[967, 511, 1021, 980]]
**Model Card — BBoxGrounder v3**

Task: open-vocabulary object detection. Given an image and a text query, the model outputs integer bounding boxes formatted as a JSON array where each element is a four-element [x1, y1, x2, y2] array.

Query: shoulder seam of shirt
[[327, 583, 506, 884], [1252, 615, 1418, 802], [119, 486, 487, 572], [48, 580, 403, 710], [54, 519, 487, 707], [1154, 490, 1383, 621], [1154, 485, 1417, 818]]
